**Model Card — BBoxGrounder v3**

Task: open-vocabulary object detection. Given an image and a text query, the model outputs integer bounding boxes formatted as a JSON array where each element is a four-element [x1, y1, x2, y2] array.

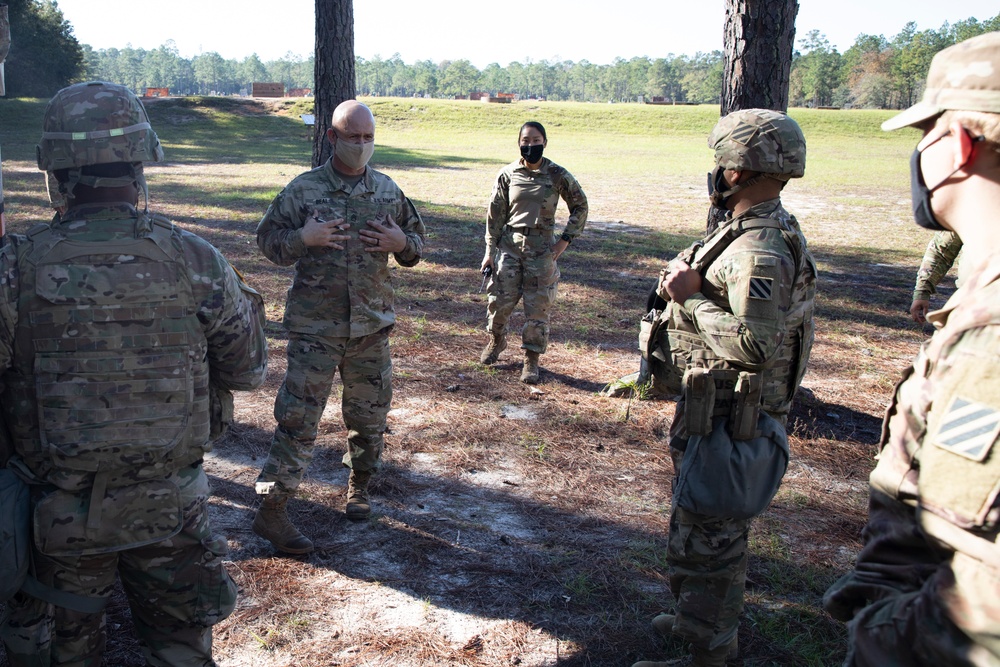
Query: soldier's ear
[[951, 122, 979, 172], [726, 169, 743, 185]]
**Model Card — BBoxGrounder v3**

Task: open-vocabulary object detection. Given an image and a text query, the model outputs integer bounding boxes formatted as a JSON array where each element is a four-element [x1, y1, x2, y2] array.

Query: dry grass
[[0, 96, 943, 667]]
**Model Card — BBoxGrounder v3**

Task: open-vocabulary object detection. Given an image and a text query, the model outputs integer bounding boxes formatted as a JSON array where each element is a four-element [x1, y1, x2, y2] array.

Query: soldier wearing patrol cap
[[0, 81, 268, 666], [632, 108, 816, 667], [824, 31, 1000, 666]]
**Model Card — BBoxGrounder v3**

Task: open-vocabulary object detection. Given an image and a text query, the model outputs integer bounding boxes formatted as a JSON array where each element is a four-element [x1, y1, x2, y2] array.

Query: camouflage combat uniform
[[913, 230, 963, 303], [825, 254, 1000, 665], [484, 157, 587, 354], [0, 202, 268, 667], [819, 30, 1000, 666], [255, 159, 424, 492], [662, 199, 816, 653]]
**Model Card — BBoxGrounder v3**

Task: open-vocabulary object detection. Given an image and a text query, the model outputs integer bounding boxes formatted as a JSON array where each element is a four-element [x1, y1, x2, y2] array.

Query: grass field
[[0, 96, 945, 666]]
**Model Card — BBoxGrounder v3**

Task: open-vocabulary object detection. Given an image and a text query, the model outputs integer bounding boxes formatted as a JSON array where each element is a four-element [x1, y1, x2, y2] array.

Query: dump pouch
[[673, 410, 790, 519]]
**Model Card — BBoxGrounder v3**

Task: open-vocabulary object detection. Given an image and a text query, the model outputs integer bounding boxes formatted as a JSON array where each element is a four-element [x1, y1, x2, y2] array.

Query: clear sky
[[53, 0, 999, 67]]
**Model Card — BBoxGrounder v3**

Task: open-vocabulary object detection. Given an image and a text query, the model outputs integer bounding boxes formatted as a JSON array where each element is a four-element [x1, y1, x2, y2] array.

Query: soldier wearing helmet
[[0, 81, 268, 666], [633, 109, 816, 667], [824, 32, 1000, 666]]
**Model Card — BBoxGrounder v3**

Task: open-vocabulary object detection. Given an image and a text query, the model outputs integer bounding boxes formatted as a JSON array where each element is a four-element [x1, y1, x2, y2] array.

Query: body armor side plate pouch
[[33, 478, 183, 557]]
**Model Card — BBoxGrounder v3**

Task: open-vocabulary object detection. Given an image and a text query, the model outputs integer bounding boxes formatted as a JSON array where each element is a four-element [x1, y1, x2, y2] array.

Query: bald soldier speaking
[[252, 100, 426, 553]]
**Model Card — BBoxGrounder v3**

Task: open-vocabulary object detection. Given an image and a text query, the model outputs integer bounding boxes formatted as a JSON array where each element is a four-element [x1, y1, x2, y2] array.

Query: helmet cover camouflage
[[36, 81, 163, 172], [708, 108, 806, 179]]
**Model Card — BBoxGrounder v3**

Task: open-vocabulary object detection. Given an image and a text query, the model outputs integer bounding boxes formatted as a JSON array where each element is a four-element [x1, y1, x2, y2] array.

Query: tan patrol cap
[[882, 31, 1000, 131]]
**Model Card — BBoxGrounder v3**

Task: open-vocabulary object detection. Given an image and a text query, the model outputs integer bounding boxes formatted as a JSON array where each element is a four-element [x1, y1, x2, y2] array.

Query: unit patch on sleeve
[[748, 276, 773, 301], [933, 396, 1000, 462]]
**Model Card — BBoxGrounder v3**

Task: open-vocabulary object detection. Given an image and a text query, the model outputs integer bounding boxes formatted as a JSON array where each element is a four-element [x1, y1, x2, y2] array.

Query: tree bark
[[721, 0, 798, 115], [313, 0, 355, 167]]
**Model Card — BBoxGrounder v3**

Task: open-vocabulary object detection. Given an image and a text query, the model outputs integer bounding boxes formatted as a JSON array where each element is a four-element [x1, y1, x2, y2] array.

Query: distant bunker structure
[[481, 92, 514, 104], [251, 82, 284, 98]]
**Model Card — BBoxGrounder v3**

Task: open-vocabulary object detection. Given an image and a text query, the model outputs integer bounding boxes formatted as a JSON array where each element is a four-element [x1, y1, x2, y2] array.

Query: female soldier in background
[[479, 121, 588, 384]]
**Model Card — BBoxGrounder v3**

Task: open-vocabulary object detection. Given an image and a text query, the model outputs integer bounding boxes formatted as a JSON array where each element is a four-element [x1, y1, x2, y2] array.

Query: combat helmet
[[36, 81, 163, 206], [708, 108, 806, 180]]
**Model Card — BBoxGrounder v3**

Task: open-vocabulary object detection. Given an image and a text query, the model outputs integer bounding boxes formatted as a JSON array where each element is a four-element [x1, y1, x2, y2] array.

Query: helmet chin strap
[[716, 173, 789, 207], [720, 173, 769, 200]]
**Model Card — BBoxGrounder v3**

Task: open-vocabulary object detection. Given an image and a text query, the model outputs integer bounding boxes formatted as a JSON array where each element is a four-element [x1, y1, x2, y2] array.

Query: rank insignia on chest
[[933, 396, 1000, 462], [748, 277, 773, 300]]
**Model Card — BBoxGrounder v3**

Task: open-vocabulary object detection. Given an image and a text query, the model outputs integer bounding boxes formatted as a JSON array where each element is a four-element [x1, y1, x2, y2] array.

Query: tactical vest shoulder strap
[[648, 218, 789, 313], [23, 215, 184, 268], [22, 223, 62, 269], [689, 217, 784, 273], [144, 214, 184, 264]]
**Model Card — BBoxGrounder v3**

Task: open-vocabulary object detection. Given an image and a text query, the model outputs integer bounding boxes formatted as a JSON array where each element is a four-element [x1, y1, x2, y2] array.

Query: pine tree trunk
[[721, 0, 798, 115], [312, 0, 355, 168]]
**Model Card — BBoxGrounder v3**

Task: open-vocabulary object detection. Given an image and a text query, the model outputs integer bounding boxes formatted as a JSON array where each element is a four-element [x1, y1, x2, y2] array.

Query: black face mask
[[909, 130, 984, 231], [520, 144, 544, 164], [706, 166, 730, 208], [909, 146, 947, 231]]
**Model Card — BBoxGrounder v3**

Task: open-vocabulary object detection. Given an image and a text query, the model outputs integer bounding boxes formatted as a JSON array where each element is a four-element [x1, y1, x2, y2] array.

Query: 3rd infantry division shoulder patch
[[934, 396, 1000, 462], [749, 276, 773, 300]]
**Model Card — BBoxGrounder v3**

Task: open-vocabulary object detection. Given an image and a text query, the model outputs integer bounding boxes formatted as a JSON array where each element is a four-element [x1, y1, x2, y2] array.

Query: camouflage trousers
[[256, 328, 392, 495], [485, 231, 559, 354], [1, 464, 236, 667], [666, 446, 750, 652]]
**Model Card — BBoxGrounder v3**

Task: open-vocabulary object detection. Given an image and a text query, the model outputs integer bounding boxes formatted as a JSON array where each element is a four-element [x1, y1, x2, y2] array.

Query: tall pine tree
[[5, 0, 83, 97]]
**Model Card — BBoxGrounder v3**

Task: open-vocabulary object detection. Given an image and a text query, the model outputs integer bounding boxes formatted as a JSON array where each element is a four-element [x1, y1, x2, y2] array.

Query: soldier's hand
[[551, 238, 569, 261], [910, 299, 930, 323], [481, 255, 494, 272], [661, 260, 702, 303], [301, 214, 350, 249], [360, 214, 407, 254]]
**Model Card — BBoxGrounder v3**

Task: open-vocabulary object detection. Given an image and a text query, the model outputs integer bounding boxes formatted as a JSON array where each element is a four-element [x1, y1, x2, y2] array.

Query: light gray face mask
[[335, 138, 375, 170]]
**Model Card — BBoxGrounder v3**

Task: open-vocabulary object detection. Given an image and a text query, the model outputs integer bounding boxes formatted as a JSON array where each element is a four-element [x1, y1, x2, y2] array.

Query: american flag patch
[[934, 397, 1000, 462], [748, 277, 773, 300]]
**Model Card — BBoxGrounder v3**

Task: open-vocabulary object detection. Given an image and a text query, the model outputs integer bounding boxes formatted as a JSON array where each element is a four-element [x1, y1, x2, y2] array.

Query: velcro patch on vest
[[933, 396, 1000, 462], [748, 277, 773, 300]]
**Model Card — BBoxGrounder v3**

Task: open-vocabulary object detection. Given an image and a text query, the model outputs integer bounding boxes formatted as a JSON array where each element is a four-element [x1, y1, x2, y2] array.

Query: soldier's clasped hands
[[360, 214, 407, 254], [301, 214, 351, 249]]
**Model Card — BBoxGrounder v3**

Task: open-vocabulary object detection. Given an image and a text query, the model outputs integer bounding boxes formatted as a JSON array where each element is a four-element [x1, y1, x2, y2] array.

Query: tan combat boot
[[520, 351, 540, 384], [632, 614, 741, 667], [480, 332, 507, 364], [346, 469, 372, 520], [252, 494, 314, 554]]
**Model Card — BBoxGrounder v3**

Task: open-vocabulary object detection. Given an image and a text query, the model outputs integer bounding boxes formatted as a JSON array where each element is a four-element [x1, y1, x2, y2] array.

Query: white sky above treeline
[[55, 0, 1000, 67]]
